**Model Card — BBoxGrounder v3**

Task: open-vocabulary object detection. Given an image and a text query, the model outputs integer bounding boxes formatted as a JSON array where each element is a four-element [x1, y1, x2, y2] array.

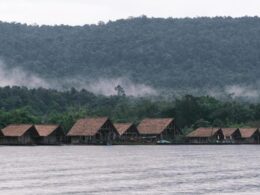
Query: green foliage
[[47, 108, 88, 133], [192, 119, 211, 129], [0, 87, 259, 131], [0, 107, 40, 128]]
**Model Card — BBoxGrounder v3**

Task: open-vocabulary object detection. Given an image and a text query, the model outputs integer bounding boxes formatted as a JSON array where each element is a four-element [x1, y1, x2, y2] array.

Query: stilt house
[[0, 124, 39, 145], [239, 128, 260, 144], [35, 125, 65, 145], [186, 127, 224, 144], [67, 117, 118, 145], [114, 123, 139, 142], [221, 128, 241, 143], [137, 118, 179, 142]]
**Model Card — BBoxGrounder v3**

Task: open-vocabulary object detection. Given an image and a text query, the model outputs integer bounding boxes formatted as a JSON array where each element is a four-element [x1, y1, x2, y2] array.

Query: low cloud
[[0, 61, 50, 88], [84, 77, 157, 96], [0, 60, 157, 97], [3, 60, 258, 99], [225, 85, 259, 98]]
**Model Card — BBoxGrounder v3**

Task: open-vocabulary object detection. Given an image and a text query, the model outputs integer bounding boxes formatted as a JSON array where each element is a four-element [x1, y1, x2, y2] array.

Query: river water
[[0, 145, 260, 195]]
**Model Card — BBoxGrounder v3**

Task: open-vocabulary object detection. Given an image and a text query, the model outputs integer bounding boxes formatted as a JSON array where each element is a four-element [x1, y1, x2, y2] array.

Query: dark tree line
[[0, 87, 259, 133]]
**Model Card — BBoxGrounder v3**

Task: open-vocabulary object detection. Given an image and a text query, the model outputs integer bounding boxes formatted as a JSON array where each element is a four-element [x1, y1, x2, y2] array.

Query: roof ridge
[[67, 117, 111, 136]]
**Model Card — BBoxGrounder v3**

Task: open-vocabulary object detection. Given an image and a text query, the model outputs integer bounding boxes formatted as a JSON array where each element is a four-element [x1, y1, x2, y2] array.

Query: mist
[[0, 61, 157, 97], [225, 85, 259, 98], [0, 61, 50, 88], [83, 78, 157, 96], [2, 60, 260, 99]]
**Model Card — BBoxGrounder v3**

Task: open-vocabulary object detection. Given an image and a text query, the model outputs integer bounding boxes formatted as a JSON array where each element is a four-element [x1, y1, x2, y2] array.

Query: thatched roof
[[221, 128, 239, 137], [1, 124, 35, 137], [186, 127, 221, 138], [137, 118, 174, 135], [35, 125, 61, 136], [67, 117, 110, 136], [114, 123, 133, 136], [239, 128, 259, 138]]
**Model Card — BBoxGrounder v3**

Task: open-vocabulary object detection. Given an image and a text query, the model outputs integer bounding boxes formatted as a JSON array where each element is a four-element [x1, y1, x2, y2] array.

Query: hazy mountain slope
[[0, 16, 260, 96]]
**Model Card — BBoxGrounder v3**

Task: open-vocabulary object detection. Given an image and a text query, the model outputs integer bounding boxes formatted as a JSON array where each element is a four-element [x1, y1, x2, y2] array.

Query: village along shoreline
[[0, 117, 259, 145]]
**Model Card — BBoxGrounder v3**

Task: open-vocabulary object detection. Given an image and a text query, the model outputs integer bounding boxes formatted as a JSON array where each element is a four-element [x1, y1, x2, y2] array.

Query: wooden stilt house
[[67, 117, 118, 145], [137, 118, 180, 143], [0, 124, 39, 145], [186, 127, 224, 144], [239, 128, 260, 144], [221, 128, 241, 143], [35, 125, 65, 145], [114, 123, 139, 143]]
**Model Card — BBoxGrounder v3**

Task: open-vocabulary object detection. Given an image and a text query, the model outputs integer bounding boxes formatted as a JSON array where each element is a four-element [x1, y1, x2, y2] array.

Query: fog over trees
[[0, 16, 260, 97], [0, 17, 260, 130]]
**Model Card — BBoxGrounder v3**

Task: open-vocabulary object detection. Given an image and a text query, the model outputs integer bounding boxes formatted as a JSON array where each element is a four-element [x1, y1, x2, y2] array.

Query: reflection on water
[[0, 145, 260, 195]]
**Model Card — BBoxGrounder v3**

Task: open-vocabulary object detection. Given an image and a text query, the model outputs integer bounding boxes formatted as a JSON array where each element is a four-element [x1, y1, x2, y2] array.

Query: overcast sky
[[0, 0, 260, 25]]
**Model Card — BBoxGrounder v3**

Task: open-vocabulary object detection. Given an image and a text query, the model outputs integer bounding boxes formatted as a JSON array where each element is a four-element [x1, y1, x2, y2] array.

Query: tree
[[192, 119, 211, 129], [114, 85, 126, 96]]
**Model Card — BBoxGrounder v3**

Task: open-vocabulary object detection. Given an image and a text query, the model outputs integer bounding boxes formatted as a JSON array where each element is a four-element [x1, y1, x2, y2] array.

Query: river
[[0, 145, 260, 194]]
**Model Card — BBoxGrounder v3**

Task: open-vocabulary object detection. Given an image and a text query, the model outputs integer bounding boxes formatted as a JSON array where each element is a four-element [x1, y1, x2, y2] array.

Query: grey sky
[[0, 0, 260, 25]]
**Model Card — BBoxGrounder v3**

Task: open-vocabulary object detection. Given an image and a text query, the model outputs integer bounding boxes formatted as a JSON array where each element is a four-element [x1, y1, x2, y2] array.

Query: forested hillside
[[0, 16, 260, 96]]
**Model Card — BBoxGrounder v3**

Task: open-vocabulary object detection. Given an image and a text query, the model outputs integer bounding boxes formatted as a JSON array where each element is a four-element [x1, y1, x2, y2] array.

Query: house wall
[[241, 133, 260, 144], [187, 131, 224, 144], [140, 134, 158, 143], [119, 126, 139, 142], [140, 125, 177, 143], [36, 128, 64, 145], [242, 138, 256, 144], [0, 136, 5, 144], [69, 136, 95, 144], [0, 136, 18, 145], [37, 135, 63, 145], [160, 121, 180, 141], [69, 136, 80, 144], [18, 135, 35, 144], [0, 135, 35, 145], [224, 130, 241, 144], [187, 137, 209, 144], [95, 121, 118, 145]]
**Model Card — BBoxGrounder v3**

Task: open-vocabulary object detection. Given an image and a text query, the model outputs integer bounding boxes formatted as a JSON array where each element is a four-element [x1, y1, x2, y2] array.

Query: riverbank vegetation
[[0, 87, 259, 133]]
